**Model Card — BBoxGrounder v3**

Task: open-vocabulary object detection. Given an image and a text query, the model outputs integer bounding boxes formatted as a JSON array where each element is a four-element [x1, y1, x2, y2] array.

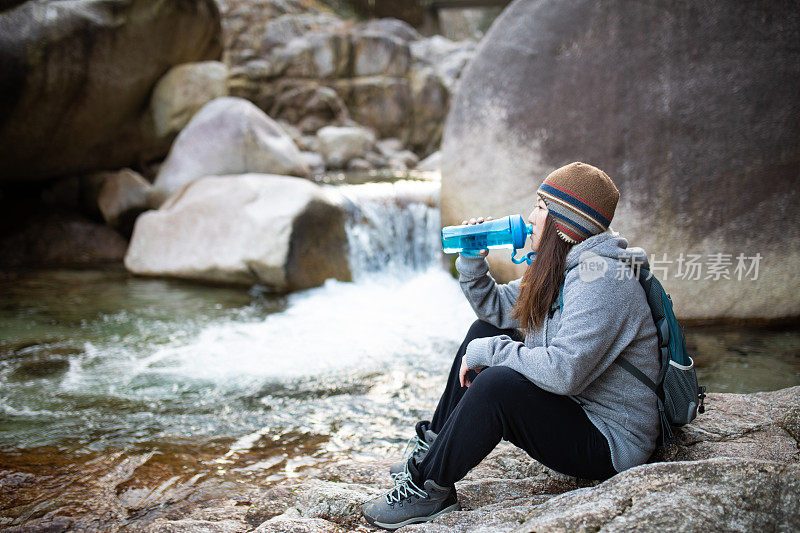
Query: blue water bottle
[[441, 215, 536, 265]]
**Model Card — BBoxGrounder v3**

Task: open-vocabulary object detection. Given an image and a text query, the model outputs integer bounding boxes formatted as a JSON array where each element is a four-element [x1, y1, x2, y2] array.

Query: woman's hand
[[459, 355, 485, 388], [460, 216, 494, 257]]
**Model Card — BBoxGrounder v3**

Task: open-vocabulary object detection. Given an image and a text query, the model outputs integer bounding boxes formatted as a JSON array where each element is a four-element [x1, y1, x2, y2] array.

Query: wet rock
[[149, 61, 230, 140], [440, 0, 800, 318], [126, 174, 350, 291], [9, 358, 70, 381], [316, 126, 376, 169], [0, 208, 127, 268], [316, 460, 395, 487], [151, 97, 309, 205], [0, 0, 222, 181], [125, 518, 248, 532], [95, 169, 153, 236], [1, 513, 74, 533]]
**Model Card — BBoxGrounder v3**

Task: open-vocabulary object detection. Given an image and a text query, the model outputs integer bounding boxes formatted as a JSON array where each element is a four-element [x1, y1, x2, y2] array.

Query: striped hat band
[[536, 162, 619, 244]]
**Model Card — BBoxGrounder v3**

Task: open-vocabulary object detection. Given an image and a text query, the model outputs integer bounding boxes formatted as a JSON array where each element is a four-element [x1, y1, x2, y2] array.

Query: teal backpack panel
[[555, 265, 706, 445]]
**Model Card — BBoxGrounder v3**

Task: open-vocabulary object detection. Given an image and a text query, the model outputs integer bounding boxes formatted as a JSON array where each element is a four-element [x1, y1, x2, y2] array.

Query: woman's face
[[527, 195, 549, 251]]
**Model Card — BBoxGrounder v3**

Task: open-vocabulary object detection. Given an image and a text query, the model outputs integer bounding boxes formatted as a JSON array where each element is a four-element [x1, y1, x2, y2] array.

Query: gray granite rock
[[151, 97, 309, 204], [440, 0, 800, 319], [0, 0, 222, 181]]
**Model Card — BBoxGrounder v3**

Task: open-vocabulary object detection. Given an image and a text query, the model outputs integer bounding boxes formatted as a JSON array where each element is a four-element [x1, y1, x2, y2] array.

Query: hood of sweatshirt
[[564, 226, 650, 272]]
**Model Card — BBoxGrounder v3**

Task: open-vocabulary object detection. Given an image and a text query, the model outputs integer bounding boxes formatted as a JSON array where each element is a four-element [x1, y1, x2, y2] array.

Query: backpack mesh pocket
[[663, 357, 699, 426]]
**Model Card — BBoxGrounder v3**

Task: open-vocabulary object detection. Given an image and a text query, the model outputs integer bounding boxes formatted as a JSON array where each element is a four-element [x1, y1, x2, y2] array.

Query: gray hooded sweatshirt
[[458, 228, 660, 473]]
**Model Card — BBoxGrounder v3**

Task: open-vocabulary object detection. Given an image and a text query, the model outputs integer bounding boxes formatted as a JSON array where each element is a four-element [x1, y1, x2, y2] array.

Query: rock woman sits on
[[361, 162, 661, 530]]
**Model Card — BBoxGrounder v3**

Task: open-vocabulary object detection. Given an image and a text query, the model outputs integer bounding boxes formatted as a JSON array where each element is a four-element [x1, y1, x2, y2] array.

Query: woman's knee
[[467, 365, 523, 400]]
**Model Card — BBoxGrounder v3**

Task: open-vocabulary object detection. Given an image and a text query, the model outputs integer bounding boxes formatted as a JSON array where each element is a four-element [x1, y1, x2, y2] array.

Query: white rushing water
[[0, 177, 477, 457], [137, 179, 473, 386]]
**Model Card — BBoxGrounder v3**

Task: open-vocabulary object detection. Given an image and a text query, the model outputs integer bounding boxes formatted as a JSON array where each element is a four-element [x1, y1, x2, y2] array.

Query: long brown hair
[[512, 214, 574, 334]]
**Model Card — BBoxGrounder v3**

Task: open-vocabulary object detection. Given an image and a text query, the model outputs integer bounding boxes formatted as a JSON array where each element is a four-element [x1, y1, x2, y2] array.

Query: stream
[[1, 174, 798, 527]]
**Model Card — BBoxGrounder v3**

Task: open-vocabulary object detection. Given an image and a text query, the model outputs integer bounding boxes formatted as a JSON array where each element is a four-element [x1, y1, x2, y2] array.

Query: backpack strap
[[557, 261, 677, 446], [552, 264, 578, 313], [613, 357, 658, 396]]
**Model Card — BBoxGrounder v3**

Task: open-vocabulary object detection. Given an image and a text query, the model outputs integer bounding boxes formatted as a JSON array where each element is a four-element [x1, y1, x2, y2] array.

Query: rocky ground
[[5, 386, 798, 532]]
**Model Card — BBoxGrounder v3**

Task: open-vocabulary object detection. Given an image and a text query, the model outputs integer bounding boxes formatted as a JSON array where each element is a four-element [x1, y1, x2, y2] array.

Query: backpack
[[555, 264, 706, 446]]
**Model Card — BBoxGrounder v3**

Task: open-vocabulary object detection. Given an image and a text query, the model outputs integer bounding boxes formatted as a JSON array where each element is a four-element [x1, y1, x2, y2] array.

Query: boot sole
[[369, 502, 460, 530]]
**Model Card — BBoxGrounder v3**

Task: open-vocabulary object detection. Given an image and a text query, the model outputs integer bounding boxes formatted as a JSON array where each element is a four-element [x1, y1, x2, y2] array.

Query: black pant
[[413, 320, 617, 486]]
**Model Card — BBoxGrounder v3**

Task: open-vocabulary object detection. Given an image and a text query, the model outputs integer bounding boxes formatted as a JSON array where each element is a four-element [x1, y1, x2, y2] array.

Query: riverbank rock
[[150, 98, 310, 205], [440, 0, 800, 321], [0, 0, 222, 181], [125, 174, 350, 290], [3, 387, 798, 531], [149, 61, 230, 141], [237, 386, 800, 532], [96, 169, 153, 237], [0, 208, 127, 268]]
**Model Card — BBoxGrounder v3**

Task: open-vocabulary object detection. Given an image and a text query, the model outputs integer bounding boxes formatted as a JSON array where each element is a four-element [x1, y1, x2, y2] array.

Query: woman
[[362, 162, 660, 530]]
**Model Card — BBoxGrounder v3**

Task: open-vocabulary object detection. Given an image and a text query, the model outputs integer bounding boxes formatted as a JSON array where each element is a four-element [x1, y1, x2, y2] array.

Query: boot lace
[[403, 434, 431, 461], [385, 472, 427, 504], [390, 434, 431, 482]]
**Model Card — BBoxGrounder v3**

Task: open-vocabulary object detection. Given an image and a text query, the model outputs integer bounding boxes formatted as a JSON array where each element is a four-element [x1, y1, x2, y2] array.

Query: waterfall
[[327, 179, 442, 279]]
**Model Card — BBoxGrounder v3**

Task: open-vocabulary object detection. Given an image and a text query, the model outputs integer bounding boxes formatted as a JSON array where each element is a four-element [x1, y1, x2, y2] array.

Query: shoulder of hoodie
[[562, 233, 644, 300]]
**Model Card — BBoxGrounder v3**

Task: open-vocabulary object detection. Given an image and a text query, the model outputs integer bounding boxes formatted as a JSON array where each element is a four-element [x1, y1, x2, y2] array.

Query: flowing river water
[[1, 173, 799, 527]]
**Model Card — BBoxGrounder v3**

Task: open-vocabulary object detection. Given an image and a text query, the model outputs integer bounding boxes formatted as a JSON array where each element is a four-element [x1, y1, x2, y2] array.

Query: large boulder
[[125, 174, 350, 291], [440, 0, 800, 321], [150, 97, 310, 205], [0, 0, 222, 181], [148, 61, 229, 141]]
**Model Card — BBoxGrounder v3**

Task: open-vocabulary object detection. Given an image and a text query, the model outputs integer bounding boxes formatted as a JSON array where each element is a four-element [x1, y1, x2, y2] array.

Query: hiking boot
[[361, 472, 459, 530], [389, 421, 437, 480]]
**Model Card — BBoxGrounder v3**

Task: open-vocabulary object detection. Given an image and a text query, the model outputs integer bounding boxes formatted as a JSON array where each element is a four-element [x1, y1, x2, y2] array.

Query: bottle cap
[[509, 215, 529, 249]]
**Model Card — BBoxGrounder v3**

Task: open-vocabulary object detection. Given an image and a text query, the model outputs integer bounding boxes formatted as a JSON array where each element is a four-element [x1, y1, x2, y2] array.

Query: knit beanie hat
[[537, 162, 620, 244]]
